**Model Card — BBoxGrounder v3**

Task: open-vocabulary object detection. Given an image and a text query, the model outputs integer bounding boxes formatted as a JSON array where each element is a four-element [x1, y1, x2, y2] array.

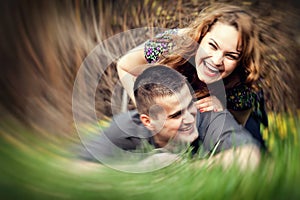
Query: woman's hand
[[194, 96, 224, 112]]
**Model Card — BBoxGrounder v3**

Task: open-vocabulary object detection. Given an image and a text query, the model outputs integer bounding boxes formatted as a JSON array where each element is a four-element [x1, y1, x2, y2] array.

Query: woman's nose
[[211, 51, 224, 66]]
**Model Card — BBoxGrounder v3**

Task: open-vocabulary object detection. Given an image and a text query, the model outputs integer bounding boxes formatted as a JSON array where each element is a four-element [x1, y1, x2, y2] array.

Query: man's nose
[[211, 51, 224, 66], [183, 110, 194, 124]]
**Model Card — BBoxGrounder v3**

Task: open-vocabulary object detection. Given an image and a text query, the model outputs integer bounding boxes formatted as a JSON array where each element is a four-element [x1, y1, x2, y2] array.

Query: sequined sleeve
[[144, 29, 178, 63]]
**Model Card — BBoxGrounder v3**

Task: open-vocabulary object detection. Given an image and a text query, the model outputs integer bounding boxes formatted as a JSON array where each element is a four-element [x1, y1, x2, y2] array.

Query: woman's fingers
[[199, 105, 215, 112], [195, 96, 224, 112], [195, 97, 213, 109]]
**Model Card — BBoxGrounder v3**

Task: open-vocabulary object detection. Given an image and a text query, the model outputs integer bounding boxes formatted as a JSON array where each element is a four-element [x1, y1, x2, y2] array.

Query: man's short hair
[[133, 65, 193, 115]]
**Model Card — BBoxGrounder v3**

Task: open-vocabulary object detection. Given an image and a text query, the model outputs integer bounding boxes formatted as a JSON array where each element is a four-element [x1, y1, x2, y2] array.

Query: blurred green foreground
[[0, 112, 299, 200]]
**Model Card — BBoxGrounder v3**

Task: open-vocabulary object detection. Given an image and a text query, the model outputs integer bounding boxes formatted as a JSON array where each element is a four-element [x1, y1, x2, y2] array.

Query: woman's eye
[[209, 43, 217, 50], [226, 54, 239, 60]]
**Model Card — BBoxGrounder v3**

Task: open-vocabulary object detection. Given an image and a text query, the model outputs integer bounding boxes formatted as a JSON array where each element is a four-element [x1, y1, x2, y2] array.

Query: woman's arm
[[117, 48, 148, 105], [194, 144, 261, 171], [117, 28, 186, 104]]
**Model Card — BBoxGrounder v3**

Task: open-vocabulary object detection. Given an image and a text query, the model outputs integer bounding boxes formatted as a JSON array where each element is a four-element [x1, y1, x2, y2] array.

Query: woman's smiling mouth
[[203, 60, 221, 77]]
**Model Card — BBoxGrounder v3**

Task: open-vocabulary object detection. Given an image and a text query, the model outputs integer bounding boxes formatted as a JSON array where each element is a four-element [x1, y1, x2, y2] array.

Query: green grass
[[0, 113, 299, 200]]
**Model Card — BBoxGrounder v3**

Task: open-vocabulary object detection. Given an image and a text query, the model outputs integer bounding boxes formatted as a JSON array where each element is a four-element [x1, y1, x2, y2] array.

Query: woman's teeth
[[205, 62, 219, 73]]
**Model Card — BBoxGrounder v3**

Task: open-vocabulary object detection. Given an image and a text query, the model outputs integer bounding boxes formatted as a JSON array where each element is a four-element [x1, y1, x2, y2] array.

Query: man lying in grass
[[76, 65, 260, 171]]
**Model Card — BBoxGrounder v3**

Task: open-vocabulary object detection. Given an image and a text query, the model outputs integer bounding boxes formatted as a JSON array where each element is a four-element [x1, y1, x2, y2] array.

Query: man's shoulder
[[197, 109, 258, 153], [110, 110, 151, 139], [75, 110, 153, 162]]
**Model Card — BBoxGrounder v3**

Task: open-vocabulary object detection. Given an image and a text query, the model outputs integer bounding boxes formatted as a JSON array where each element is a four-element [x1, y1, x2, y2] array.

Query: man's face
[[149, 84, 198, 148]]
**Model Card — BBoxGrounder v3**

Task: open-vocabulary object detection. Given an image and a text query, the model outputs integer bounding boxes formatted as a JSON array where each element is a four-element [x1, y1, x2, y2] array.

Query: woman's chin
[[198, 74, 220, 84], [197, 68, 221, 84]]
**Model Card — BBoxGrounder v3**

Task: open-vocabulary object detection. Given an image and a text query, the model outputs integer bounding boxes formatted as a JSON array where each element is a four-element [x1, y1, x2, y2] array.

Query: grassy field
[[0, 112, 299, 200]]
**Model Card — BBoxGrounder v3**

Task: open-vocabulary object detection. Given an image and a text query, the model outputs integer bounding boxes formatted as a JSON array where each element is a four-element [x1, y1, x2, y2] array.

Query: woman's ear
[[140, 114, 155, 131]]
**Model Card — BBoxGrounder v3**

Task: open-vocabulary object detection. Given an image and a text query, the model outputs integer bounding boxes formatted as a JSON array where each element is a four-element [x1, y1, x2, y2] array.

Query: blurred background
[[0, 0, 299, 199]]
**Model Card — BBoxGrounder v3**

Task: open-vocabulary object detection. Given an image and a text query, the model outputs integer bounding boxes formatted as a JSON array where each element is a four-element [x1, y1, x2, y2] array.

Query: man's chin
[[177, 132, 198, 144]]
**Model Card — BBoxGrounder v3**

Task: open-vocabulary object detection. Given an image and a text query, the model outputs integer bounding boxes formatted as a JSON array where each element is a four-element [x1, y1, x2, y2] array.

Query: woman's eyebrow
[[210, 38, 241, 55]]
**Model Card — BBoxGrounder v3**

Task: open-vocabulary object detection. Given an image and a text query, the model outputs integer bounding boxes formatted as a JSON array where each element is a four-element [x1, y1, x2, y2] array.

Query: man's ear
[[140, 114, 155, 131]]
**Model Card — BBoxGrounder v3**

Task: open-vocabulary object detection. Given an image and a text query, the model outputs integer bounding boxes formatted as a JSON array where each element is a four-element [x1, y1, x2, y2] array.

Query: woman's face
[[195, 22, 241, 84]]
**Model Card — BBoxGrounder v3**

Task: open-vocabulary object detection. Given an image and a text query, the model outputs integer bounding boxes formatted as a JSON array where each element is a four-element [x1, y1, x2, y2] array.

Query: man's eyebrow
[[167, 99, 194, 119], [167, 110, 182, 119], [210, 38, 241, 55]]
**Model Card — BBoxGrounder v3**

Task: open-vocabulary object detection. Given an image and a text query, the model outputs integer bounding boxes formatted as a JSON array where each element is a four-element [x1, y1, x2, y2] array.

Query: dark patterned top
[[144, 29, 268, 127]]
